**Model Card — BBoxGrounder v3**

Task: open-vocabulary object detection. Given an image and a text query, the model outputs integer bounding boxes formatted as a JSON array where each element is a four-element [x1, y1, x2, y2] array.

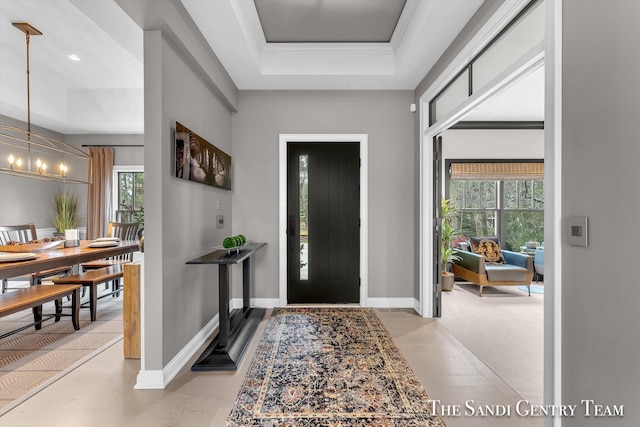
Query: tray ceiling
[[182, 0, 484, 90], [254, 0, 407, 43], [0, 0, 543, 135]]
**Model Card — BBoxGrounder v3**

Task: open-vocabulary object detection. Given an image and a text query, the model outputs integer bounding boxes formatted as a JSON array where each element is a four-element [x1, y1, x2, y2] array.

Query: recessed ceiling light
[[67, 53, 81, 61]]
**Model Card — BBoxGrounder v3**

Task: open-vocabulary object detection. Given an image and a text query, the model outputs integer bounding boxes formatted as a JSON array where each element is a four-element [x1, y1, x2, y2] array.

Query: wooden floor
[[0, 307, 543, 427]]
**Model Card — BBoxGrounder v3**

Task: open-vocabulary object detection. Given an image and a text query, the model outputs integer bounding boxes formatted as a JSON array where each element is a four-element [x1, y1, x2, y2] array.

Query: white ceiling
[[464, 65, 545, 122], [0, 0, 544, 135], [0, 0, 143, 134]]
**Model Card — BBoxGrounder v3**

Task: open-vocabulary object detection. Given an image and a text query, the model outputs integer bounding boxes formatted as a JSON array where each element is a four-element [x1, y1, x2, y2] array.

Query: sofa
[[452, 241, 534, 297]]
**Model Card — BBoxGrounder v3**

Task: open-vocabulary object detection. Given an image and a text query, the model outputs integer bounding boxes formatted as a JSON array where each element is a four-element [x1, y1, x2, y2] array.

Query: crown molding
[[229, 0, 265, 66], [182, 0, 483, 89], [232, 0, 396, 76], [390, 0, 420, 52]]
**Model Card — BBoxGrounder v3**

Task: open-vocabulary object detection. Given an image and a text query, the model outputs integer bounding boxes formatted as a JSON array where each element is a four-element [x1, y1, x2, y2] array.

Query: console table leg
[[243, 257, 251, 311], [218, 264, 230, 348], [187, 242, 267, 371]]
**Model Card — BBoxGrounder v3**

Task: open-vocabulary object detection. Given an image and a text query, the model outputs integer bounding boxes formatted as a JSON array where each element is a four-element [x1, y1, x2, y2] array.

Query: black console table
[[186, 242, 267, 371]]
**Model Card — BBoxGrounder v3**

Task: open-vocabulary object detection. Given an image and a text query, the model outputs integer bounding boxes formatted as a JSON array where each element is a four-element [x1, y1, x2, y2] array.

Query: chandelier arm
[[4, 22, 90, 183], [0, 167, 91, 185], [1, 126, 91, 159]]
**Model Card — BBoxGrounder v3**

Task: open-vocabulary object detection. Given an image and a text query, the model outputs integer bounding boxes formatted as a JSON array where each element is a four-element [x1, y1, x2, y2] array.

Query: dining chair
[[0, 223, 37, 245], [0, 223, 72, 293], [81, 221, 139, 296]]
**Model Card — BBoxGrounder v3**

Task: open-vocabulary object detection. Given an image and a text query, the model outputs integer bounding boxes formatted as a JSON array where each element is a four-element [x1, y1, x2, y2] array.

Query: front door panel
[[287, 142, 360, 304]]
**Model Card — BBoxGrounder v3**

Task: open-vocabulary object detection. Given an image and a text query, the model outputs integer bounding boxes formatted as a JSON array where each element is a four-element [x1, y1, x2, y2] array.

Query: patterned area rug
[[227, 307, 446, 426], [0, 292, 123, 415]]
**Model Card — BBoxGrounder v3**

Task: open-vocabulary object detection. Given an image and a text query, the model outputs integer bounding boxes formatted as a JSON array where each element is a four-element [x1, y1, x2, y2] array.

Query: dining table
[[0, 240, 140, 280]]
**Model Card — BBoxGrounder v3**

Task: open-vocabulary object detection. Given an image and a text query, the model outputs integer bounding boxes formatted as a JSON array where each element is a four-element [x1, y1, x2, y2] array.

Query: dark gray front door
[[287, 142, 360, 304]]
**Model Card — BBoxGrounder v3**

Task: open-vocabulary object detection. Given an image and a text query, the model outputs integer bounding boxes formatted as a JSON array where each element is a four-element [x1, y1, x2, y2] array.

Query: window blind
[[450, 162, 544, 180]]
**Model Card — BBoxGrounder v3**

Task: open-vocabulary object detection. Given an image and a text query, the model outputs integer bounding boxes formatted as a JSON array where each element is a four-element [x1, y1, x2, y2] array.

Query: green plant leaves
[[54, 190, 78, 233]]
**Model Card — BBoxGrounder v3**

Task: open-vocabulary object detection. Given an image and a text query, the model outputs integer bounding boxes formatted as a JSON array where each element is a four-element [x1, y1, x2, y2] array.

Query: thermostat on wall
[[568, 216, 588, 247], [216, 215, 224, 229]]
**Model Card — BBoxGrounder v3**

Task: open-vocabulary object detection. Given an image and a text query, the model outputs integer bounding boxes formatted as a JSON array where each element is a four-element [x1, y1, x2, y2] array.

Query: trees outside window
[[115, 170, 144, 228], [449, 179, 543, 251]]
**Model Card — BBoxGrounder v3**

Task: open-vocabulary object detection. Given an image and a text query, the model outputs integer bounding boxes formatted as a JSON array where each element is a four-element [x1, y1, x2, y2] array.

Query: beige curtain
[[86, 147, 114, 240]]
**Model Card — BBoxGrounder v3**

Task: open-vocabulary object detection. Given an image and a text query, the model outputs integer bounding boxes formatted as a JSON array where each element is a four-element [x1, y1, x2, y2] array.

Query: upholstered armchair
[[452, 239, 534, 297], [534, 247, 544, 281]]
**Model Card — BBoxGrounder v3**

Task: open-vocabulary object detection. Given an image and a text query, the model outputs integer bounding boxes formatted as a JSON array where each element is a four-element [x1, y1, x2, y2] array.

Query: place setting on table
[[0, 235, 118, 261], [0, 252, 40, 263], [86, 237, 121, 248], [0, 239, 123, 259], [0, 229, 83, 262], [0, 237, 65, 263]]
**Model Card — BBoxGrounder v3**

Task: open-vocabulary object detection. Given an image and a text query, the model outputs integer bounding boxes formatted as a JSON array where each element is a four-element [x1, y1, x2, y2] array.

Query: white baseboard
[[366, 297, 418, 309], [413, 298, 421, 315], [134, 313, 219, 389], [133, 370, 165, 390], [232, 297, 420, 312], [230, 298, 280, 310]]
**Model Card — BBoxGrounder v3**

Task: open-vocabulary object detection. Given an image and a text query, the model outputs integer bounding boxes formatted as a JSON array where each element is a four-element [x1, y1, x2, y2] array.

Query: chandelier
[[0, 22, 90, 185]]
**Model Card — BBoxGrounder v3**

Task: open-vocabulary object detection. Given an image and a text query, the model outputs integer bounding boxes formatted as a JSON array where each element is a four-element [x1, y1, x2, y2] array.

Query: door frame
[[418, 0, 537, 318], [416, 0, 563, 421], [279, 134, 368, 307]]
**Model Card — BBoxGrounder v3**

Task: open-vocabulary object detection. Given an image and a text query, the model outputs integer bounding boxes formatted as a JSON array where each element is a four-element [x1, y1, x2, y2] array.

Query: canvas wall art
[[175, 122, 231, 190]]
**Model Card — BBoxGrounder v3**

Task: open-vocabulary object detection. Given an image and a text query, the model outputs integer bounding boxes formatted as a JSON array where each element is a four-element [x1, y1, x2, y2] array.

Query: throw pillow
[[470, 236, 506, 264]]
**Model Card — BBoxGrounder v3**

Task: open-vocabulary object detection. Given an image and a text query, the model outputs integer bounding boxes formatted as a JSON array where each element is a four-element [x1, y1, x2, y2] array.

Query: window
[[113, 166, 144, 228], [429, 0, 545, 125], [448, 162, 543, 251]]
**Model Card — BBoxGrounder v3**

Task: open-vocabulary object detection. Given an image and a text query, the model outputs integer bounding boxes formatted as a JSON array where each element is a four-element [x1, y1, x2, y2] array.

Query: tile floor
[[0, 308, 542, 427]]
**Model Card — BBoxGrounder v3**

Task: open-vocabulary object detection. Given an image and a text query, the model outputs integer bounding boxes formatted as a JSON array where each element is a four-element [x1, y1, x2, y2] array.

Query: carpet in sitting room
[[439, 282, 543, 404]]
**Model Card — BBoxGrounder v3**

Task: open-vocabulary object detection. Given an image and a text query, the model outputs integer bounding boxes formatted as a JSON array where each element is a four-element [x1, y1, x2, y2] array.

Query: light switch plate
[[216, 214, 224, 229], [568, 216, 588, 247]]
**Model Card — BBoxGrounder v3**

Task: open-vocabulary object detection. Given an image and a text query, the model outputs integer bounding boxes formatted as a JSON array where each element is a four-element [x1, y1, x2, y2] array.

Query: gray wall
[[232, 90, 416, 300], [562, 1, 640, 424], [144, 31, 233, 367], [65, 134, 144, 166], [118, 0, 240, 372]]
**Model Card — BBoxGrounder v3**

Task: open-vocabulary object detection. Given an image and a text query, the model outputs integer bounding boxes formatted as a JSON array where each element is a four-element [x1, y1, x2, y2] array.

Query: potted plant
[[53, 189, 78, 236], [441, 198, 461, 291]]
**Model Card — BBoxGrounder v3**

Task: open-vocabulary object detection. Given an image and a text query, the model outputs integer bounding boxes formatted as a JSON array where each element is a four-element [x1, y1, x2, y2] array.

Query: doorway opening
[[418, 0, 552, 410]]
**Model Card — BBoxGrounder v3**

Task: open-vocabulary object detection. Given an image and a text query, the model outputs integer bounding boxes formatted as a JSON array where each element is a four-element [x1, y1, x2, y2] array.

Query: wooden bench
[[52, 265, 124, 321], [0, 285, 82, 334]]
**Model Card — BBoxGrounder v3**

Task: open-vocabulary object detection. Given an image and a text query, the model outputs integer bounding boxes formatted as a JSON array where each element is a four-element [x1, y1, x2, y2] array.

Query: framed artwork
[[174, 121, 231, 190]]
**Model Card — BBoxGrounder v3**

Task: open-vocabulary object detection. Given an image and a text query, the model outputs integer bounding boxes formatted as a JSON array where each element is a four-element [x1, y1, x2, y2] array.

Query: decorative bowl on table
[[213, 234, 248, 255], [0, 238, 65, 253]]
